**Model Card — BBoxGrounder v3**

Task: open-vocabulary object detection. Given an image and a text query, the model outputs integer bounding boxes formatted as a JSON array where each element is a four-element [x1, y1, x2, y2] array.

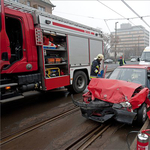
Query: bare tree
[[103, 33, 116, 58]]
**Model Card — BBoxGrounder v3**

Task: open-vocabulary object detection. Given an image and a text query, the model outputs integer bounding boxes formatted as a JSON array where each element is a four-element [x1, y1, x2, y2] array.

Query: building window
[[27, 1, 30, 6], [38, 6, 45, 12]]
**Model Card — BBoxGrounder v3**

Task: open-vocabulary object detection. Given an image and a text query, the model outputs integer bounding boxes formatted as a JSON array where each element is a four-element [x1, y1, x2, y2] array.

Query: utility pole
[[138, 36, 140, 57], [114, 22, 118, 63]]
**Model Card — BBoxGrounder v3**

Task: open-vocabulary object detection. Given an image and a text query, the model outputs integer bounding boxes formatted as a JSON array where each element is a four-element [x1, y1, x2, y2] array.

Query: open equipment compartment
[[43, 32, 69, 79]]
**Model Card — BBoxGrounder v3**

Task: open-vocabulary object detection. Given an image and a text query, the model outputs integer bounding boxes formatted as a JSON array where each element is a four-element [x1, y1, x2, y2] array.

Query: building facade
[[111, 23, 149, 59], [13, 0, 55, 13]]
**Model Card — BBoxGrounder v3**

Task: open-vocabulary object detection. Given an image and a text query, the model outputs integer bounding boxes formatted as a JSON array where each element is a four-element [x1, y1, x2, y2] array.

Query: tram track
[[1, 69, 115, 147], [65, 123, 112, 150], [0, 106, 80, 145], [1, 67, 141, 150]]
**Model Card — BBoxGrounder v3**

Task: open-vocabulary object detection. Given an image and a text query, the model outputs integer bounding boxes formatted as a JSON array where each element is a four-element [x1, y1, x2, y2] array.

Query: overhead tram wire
[[54, 11, 150, 21], [104, 19, 111, 33], [54, 11, 150, 22], [121, 0, 150, 29], [53, 10, 112, 33], [52, 11, 104, 20], [53, 10, 150, 34], [105, 15, 150, 21], [97, 0, 138, 27], [97, 0, 125, 18], [53, 10, 150, 32]]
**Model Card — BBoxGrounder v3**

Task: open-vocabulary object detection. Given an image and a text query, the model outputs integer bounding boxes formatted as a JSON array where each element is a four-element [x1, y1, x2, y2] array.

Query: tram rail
[[0, 106, 79, 145], [66, 123, 112, 150], [1, 69, 115, 147]]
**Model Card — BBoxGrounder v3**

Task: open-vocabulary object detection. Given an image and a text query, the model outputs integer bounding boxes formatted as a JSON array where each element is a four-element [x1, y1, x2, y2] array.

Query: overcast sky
[[51, 0, 150, 35]]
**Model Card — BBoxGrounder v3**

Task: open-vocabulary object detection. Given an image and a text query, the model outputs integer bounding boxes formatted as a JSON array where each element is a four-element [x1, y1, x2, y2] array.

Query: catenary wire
[[54, 11, 150, 21], [97, 0, 139, 28], [121, 0, 150, 29], [53, 2, 150, 32]]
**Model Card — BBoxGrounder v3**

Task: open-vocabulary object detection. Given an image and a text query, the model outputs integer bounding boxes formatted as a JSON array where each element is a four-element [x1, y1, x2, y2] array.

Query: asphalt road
[[2, 60, 147, 150]]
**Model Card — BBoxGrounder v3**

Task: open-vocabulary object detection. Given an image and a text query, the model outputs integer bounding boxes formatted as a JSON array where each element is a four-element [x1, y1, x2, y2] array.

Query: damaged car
[[72, 65, 150, 125]]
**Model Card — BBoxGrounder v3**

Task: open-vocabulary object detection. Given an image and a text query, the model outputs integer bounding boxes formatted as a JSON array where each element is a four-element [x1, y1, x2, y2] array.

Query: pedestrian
[[118, 56, 126, 66], [90, 54, 104, 78]]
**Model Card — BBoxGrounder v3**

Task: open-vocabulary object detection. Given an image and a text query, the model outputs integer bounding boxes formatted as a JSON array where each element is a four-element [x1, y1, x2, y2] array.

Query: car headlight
[[120, 102, 131, 108]]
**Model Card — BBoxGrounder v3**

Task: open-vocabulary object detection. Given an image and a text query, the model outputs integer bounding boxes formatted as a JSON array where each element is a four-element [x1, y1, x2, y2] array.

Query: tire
[[68, 71, 87, 94], [137, 103, 147, 126]]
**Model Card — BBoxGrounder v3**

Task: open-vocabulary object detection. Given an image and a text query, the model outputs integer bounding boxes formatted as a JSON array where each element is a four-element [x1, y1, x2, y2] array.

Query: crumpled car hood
[[88, 78, 149, 109]]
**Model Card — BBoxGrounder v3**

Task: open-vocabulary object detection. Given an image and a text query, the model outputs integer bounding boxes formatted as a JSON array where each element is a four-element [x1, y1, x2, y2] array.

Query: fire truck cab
[[0, 0, 103, 102]]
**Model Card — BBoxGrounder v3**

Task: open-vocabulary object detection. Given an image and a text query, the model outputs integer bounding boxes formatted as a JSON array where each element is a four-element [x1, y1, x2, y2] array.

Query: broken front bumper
[[72, 95, 137, 124]]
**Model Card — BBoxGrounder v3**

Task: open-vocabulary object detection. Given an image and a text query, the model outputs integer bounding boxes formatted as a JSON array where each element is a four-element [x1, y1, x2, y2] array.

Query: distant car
[[72, 65, 150, 125], [131, 58, 137, 62], [104, 59, 113, 63]]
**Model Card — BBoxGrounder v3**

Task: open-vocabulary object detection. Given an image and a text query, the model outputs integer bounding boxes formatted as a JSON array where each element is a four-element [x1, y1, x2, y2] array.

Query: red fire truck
[[0, 0, 103, 102]]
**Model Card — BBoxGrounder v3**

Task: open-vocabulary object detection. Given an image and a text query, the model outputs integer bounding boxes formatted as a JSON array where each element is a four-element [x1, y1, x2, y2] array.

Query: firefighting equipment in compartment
[[47, 58, 55, 64], [55, 58, 62, 63], [43, 36, 49, 45], [46, 57, 62, 64], [60, 70, 65, 75], [43, 36, 57, 48], [46, 68, 60, 78], [45, 54, 63, 64]]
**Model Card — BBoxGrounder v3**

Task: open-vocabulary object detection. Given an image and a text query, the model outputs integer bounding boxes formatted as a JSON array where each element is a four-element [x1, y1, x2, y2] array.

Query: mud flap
[[114, 109, 137, 124]]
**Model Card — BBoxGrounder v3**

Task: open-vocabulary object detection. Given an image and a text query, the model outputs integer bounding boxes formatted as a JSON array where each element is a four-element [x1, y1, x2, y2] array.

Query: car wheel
[[137, 103, 147, 126]]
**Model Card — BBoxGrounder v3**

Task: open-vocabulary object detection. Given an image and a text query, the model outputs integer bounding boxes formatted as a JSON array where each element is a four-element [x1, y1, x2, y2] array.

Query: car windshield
[[109, 68, 146, 85], [141, 52, 150, 61]]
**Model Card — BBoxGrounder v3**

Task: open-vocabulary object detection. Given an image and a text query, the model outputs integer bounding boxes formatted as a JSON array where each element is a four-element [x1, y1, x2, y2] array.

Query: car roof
[[119, 64, 150, 69]]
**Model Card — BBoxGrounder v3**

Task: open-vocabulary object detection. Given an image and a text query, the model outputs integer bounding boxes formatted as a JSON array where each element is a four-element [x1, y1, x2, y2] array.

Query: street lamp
[[114, 22, 118, 64]]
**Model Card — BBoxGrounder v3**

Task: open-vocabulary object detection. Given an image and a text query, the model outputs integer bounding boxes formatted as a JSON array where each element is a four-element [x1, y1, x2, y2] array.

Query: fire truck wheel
[[137, 103, 147, 126], [72, 71, 87, 93], [67, 71, 87, 94]]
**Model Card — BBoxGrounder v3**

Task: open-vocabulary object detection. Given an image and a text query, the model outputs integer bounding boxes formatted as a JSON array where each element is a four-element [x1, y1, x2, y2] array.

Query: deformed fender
[[130, 88, 149, 110]]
